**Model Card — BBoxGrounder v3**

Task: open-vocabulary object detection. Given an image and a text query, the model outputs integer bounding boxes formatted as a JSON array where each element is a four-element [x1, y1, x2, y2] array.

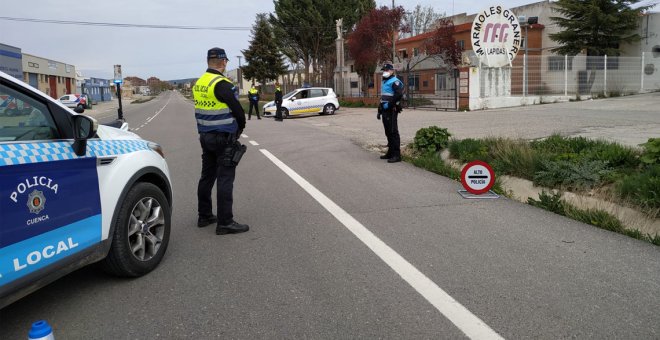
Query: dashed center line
[[249, 141, 259, 146]]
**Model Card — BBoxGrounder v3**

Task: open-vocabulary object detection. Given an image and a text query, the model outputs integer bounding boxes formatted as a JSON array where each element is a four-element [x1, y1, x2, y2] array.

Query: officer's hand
[[376, 112, 381, 120], [382, 102, 389, 110]]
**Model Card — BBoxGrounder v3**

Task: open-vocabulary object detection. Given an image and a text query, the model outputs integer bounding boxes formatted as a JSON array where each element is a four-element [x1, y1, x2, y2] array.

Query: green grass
[[528, 191, 658, 246], [413, 128, 660, 245], [616, 165, 660, 218], [403, 152, 460, 181]]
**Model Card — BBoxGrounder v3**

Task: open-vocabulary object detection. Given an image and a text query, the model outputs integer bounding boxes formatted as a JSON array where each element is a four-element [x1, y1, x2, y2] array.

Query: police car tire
[[102, 182, 171, 277], [281, 108, 289, 118], [322, 104, 336, 115]]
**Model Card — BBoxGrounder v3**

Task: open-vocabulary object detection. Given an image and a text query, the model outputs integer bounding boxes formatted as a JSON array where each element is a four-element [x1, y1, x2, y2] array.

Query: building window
[[457, 40, 465, 50], [350, 81, 358, 88], [548, 56, 573, 71], [350, 65, 354, 73], [422, 80, 428, 87], [413, 48, 419, 57], [399, 49, 408, 59], [408, 74, 420, 91]]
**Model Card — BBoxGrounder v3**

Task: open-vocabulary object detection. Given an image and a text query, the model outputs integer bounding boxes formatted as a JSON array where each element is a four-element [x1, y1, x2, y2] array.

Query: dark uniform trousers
[[198, 132, 236, 225], [248, 100, 260, 118], [381, 108, 400, 155], [275, 101, 283, 119]]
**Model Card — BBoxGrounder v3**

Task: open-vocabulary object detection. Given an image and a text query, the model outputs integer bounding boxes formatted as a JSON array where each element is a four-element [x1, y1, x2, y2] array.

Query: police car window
[[0, 83, 58, 142], [309, 89, 325, 98], [299, 90, 310, 99]]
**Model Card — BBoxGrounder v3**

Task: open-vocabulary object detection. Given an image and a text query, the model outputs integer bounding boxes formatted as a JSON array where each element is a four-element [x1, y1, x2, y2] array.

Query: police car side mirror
[[290, 97, 296, 101], [72, 115, 98, 156]]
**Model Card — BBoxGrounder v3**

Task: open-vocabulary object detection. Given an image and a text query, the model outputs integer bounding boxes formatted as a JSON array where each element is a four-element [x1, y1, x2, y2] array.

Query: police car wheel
[[322, 104, 336, 115], [281, 108, 289, 118], [102, 182, 171, 277]]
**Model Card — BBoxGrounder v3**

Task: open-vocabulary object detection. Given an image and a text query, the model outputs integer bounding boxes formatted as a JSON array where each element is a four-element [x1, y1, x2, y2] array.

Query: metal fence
[[504, 52, 660, 98]]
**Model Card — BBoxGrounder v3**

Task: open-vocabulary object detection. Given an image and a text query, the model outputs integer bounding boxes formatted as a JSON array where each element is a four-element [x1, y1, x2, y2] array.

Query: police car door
[[0, 79, 102, 292], [291, 89, 312, 114]]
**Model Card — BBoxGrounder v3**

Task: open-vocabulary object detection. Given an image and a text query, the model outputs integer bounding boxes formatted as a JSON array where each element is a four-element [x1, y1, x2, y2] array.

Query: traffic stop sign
[[461, 160, 495, 195]]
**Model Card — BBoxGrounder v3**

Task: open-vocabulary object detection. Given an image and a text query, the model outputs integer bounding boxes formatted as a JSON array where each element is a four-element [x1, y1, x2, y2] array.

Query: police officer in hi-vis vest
[[248, 84, 260, 120], [377, 63, 403, 163], [193, 47, 249, 235], [274, 81, 283, 122]]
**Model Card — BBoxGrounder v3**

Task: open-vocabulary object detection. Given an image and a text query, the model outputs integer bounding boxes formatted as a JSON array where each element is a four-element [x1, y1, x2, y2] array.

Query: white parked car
[[263, 87, 339, 118], [58, 93, 86, 111], [0, 71, 173, 308]]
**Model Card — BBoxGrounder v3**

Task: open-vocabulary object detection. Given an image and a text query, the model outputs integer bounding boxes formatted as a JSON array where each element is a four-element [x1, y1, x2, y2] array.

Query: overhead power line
[[0, 16, 251, 31]]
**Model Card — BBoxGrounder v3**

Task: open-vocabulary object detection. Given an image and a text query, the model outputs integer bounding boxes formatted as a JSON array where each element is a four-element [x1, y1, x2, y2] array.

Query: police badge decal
[[27, 190, 46, 214]]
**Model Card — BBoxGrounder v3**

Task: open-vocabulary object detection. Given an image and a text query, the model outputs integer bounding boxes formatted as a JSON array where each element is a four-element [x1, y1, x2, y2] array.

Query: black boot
[[380, 152, 391, 160], [216, 220, 250, 235], [387, 154, 401, 163], [197, 215, 218, 228]]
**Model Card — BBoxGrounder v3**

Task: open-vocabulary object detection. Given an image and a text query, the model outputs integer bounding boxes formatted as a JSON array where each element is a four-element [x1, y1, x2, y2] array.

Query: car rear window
[[310, 89, 326, 98]]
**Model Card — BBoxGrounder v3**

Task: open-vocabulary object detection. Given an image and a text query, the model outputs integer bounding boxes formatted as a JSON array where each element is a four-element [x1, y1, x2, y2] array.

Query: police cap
[[380, 63, 394, 71], [207, 47, 229, 60]]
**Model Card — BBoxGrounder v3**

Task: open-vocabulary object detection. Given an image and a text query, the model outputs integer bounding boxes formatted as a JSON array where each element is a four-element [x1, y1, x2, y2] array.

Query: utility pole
[[392, 0, 396, 63], [236, 55, 243, 94], [336, 18, 344, 97]]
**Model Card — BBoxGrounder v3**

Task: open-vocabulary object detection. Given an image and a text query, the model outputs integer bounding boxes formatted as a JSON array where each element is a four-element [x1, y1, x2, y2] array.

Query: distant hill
[[167, 78, 197, 85]]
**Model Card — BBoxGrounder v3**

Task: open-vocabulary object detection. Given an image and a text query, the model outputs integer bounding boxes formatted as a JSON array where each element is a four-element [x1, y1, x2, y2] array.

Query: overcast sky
[[0, 0, 654, 80]]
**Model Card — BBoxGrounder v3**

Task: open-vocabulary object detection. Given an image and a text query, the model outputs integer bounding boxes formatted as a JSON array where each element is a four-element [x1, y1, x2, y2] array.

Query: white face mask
[[382, 71, 391, 78]]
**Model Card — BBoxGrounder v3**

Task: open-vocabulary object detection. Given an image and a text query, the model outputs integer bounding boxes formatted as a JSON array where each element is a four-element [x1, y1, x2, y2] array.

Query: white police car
[[263, 87, 339, 118], [0, 71, 172, 308]]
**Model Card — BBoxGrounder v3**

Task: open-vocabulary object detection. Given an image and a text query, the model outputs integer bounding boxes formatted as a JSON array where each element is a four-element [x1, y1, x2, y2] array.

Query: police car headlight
[[148, 142, 165, 158]]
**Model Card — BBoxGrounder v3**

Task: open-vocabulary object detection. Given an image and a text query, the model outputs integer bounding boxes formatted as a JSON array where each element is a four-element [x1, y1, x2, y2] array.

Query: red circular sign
[[461, 160, 495, 195]]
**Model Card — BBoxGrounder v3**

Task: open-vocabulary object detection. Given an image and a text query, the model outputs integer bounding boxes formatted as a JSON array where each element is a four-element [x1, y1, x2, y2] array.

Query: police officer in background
[[193, 47, 249, 235], [248, 84, 261, 120], [377, 63, 403, 163], [274, 81, 283, 122]]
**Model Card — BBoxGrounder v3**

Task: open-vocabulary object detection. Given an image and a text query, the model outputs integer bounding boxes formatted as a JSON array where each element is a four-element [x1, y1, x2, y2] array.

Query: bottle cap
[[28, 320, 53, 339]]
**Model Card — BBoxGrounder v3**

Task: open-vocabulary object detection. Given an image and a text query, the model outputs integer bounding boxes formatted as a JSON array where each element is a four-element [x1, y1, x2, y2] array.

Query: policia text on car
[[193, 47, 249, 235]]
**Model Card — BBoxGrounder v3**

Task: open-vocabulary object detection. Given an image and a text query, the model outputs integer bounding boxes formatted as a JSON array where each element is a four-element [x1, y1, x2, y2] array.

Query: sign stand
[[457, 189, 499, 199], [459, 160, 499, 199]]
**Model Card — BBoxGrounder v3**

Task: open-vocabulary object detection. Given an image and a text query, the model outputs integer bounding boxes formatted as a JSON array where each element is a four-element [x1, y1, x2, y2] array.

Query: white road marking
[[241, 134, 249, 138], [260, 149, 504, 340], [249, 141, 259, 146]]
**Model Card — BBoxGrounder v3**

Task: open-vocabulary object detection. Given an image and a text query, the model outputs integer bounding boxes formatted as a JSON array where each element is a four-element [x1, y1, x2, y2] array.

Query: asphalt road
[[0, 92, 658, 339]]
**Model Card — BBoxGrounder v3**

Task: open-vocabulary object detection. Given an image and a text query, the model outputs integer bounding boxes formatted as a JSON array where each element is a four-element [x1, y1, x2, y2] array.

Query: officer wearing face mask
[[377, 63, 403, 163]]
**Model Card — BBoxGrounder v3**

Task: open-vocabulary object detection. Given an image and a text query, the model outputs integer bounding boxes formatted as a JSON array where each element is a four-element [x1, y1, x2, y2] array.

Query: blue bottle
[[28, 320, 55, 340]]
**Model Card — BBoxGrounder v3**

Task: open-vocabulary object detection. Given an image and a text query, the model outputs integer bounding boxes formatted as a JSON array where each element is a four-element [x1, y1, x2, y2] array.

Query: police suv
[[0, 71, 173, 308]]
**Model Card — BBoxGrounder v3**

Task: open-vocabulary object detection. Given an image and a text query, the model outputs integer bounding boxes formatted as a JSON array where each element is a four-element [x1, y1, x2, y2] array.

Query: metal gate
[[404, 70, 457, 111]]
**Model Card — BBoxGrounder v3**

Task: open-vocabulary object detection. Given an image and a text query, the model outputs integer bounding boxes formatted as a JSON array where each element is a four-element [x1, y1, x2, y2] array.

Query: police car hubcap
[[128, 197, 165, 261]]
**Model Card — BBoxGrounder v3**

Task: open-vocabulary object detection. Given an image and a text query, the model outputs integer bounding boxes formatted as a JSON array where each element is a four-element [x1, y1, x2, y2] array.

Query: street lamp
[[236, 55, 243, 93]]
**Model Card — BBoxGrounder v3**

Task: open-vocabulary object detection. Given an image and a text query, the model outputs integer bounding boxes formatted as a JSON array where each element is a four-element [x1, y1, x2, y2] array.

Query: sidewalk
[[306, 92, 660, 149]]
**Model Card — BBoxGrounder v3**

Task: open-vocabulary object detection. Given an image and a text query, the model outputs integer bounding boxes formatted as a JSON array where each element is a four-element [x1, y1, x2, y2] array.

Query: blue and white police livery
[[0, 70, 173, 308]]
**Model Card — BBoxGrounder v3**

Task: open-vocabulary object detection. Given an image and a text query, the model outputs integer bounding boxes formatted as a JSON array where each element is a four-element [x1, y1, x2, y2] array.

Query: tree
[[347, 6, 407, 96], [270, 0, 375, 85], [550, 0, 651, 56], [423, 18, 462, 68], [241, 13, 287, 86], [402, 5, 444, 38]]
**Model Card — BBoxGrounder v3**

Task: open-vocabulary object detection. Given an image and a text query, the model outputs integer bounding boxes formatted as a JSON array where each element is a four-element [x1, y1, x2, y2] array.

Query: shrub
[[413, 126, 452, 153], [616, 164, 660, 217], [528, 191, 565, 215], [534, 159, 611, 190], [640, 138, 660, 165]]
